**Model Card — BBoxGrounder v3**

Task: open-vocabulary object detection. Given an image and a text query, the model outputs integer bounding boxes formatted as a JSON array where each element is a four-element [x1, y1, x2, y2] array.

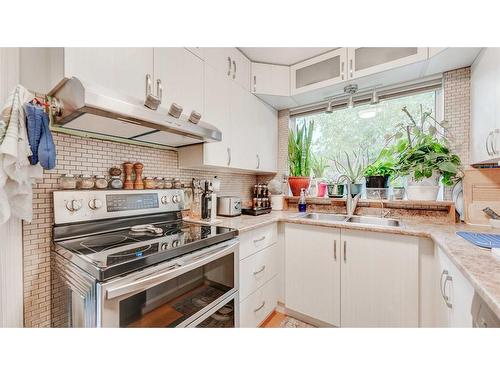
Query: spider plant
[[288, 120, 314, 177]]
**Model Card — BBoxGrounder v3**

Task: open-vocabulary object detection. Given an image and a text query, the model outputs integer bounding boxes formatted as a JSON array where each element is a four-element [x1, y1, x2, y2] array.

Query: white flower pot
[[406, 185, 440, 201]]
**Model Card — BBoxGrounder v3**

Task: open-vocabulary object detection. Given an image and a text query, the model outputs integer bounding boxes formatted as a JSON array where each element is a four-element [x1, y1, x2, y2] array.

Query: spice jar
[[60, 174, 77, 189], [109, 165, 122, 177], [173, 178, 182, 189], [155, 177, 165, 189], [164, 178, 173, 189], [144, 177, 156, 189], [95, 175, 108, 189], [110, 176, 123, 189], [78, 175, 95, 189]]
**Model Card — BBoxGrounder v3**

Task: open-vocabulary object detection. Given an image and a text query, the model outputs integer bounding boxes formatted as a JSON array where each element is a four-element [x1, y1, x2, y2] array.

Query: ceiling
[[239, 47, 336, 66]]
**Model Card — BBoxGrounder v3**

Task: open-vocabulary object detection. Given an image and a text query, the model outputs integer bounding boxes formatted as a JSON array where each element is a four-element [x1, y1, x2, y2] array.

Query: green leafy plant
[[385, 105, 462, 186], [288, 120, 314, 177], [332, 150, 367, 183], [311, 155, 329, 179], [363, 148, 395, 178]]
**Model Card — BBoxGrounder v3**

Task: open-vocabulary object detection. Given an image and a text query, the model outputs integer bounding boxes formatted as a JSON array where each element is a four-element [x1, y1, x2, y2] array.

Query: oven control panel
[[53, 189, 185, 224]]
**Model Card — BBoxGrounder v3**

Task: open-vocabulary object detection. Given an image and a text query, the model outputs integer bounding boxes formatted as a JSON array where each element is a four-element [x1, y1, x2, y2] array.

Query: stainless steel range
[[52, 189, 239, 328]]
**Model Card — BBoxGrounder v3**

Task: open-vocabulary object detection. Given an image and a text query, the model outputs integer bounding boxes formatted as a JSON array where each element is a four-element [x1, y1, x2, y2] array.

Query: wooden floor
[[260, 311, 288, 328]]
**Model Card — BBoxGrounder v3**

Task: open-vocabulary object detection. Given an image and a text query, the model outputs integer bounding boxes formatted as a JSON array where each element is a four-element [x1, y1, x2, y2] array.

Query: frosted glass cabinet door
[[290, 49, 347, 95], [347, 47, 428, 79], [64, 48, 154, 102]]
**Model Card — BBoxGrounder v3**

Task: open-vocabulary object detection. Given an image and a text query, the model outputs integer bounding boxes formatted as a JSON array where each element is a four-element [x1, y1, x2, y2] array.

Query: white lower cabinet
[[340, 229, 419, 327], [238, 224, 279, 327], [284, 224, 419, 327], [285, 223, 341, 326], [435, 246, 475, 327]]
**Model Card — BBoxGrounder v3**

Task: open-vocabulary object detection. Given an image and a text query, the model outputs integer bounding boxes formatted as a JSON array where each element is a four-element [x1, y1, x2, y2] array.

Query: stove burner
[[80, 235, 131, 252]]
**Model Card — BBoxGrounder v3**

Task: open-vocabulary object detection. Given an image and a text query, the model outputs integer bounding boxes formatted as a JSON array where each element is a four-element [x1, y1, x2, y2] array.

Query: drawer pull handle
[[253, 235, 266, 243], [253, 265, 266, 275], [334, 240, 337, 261], [254, 301, 266, 312]]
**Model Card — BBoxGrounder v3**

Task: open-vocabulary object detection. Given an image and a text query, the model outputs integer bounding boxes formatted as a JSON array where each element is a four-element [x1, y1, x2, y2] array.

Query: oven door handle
[[105, 241, 237, 300]]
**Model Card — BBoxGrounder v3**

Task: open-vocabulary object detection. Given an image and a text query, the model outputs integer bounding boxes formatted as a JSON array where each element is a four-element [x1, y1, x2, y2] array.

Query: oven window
[[195, 298, 235, 328], [119, 253, 234, 327]]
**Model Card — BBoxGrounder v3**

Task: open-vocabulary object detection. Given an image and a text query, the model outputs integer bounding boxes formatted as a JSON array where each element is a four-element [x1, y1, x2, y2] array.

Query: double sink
[[297, 213, 401, 227]]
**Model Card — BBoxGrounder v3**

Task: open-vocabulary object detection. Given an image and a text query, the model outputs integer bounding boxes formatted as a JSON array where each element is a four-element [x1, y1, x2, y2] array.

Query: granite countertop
[[215, 211, 500, 320]]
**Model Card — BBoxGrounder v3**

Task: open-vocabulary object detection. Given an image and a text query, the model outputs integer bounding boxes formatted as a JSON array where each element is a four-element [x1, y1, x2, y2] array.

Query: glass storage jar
[[144, 177, 156, 189], [78, 175, 95, 189], [60, 174, 77, 189], [95, 175, 108, 189], [164, 178, 173, 189], [173, 178, 182, 189], [110, 176, 123, 189], [155, 177, 165, 189]]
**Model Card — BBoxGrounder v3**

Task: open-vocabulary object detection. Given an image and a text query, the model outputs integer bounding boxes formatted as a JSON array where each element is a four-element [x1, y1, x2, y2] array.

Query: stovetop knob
[[66, 199, 82, 212], [160, 242, 169, 251], [161, 195, 170, 205], [172, 194, 181, 204], [88, 199, 103, 210]]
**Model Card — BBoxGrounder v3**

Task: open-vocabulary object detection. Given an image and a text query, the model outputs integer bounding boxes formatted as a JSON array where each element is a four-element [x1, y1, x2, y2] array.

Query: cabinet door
[[230, 49, 251, 91], [340, 229, 419, 327], [64, 48, 154, 101], [203, 47, 234, 78], [285, 223, 341, 326], [154, 48, 204, 118], [290, 48, 347, 95], [347, 47, 428, 80], [252, 62, 290, 96], [437, 247, 474, 327], [203, 63, 232, 167], [256, 100, 278, 173]]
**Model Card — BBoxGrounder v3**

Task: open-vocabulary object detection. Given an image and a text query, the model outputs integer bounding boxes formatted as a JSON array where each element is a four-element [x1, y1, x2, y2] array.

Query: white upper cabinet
[[291, 48, 347, 95], [64, 48, 154, 102], [153, 48, 204, 118], [252, 62, 290, 96], [203, 48, 251, 91], [471, 48, 500, 164], [347, 47, 428, 80], [256, 100, 278, 172]]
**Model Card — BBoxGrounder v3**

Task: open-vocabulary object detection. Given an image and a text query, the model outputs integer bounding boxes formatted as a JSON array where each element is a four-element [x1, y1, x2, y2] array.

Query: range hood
[[48, 77, 222, 148]]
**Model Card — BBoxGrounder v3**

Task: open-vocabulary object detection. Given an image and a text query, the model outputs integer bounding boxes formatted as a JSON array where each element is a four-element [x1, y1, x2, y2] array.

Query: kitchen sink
[[296, 212, 401, 227], [346, 216, 401, 227], [297, 213, 349, 222]]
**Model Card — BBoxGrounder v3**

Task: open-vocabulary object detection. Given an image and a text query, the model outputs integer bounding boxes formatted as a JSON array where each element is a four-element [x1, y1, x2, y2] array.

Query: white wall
[[0, 47, 24, 328]]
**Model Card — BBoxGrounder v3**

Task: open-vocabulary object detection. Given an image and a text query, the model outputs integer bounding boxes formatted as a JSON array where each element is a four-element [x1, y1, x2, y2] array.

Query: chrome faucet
[[337, 175, 360, 216]]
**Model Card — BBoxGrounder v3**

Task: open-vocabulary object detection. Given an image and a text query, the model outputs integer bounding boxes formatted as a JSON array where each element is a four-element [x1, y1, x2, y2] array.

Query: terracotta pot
[[288, 176, 311, 196]]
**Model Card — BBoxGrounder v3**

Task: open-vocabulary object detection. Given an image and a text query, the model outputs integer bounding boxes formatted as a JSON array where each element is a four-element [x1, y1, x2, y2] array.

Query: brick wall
[[23, 133, 258, 327]]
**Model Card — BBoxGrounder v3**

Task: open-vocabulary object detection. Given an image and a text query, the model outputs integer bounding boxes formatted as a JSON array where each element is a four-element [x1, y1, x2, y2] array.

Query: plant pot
[[349, 183, 363, 197], [327, 183, 344, 198], [317, 182, 328, 198], [365, 175, 389, 189], [392, 187, 406, 200], [288, 176, 311, 196], [406, 186, 439, 201]]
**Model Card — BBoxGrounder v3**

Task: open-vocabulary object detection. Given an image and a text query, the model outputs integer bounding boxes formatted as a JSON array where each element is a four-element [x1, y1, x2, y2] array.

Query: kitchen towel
[[0, 85, 43, 224]]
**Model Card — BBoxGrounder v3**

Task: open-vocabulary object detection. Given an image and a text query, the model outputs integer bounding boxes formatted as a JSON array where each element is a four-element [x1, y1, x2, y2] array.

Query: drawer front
[[239, 223, 277, 260], [239, 243, 278, 300], [240, 276, 278, 328]]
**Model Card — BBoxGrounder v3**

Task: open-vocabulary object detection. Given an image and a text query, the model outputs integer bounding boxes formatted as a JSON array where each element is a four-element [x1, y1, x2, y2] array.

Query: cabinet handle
[[253, 265, 266, 275], [156, 79, 163, 102], [334, 240, 337, 261], [227, 147, 231, 166], [343, 241, 347, 262], [145, 74, 153, 96], [492, 129, 499, 155], [486, 132, 493, 156], [253, 235, 266, 243], [253, 75, 257, 92], [227, 57, 232, 76], [254, 300, 266, 313], [341, 61, 345, 80], [256, 154, 260, 169], [443, 273, 453, 308], [233, 60, 237, 79], [349, 59, 353, 78]]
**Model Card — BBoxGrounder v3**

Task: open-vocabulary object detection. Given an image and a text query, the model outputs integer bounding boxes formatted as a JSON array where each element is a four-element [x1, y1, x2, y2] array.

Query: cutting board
[[463, 168, 500, 224]]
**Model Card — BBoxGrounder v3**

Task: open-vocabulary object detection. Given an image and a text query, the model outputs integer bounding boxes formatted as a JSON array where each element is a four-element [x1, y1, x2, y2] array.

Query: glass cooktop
[[55, 220, 237, 281]]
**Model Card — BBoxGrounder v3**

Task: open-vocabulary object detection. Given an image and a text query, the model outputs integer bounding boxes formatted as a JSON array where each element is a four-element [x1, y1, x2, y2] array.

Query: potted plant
[[311, 155, 329, 197], [364, 148, 395, 189], [288, 120, 314, 196], [388, 106, 462, 200], [332, 150, 366, 196]]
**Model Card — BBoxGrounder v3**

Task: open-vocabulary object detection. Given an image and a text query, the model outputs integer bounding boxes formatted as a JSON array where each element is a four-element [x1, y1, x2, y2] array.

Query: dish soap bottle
[[298, 188, 307, 212]]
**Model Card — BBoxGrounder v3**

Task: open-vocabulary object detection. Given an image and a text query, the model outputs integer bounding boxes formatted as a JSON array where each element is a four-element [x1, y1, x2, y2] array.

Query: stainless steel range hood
[[48, 77, 222, 148]]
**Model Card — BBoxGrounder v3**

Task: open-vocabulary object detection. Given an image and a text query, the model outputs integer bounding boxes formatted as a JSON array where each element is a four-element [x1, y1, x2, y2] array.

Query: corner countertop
[[214, 211, 500, 320]]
